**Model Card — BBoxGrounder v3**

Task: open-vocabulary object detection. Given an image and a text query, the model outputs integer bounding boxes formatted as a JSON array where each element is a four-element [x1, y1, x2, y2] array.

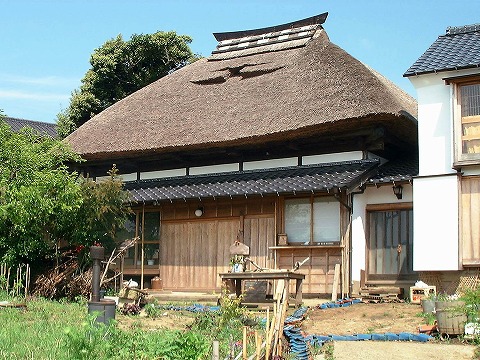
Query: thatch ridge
[[66, 27, 417, 160]]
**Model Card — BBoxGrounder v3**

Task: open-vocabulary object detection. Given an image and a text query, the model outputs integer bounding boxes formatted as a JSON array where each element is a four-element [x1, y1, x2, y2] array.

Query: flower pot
[[147, 259, 155, 266], [232, 263, 244, 273], [421, 299, 435, 314], [435, 300, 467, 335]]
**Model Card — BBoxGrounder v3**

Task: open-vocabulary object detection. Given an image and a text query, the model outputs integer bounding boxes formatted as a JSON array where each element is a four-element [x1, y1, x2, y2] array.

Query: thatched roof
[[66, 13, 417, 161]]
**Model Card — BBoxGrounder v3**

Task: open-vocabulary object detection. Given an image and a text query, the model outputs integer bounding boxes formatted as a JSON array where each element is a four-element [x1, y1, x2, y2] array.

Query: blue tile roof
[[404, 23, 480, 77]]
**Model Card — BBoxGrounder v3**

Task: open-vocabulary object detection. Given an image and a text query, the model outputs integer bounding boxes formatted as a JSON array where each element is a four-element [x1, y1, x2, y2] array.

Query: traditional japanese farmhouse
[[66, 13, 418, 298], [404, 23, 480, 292]]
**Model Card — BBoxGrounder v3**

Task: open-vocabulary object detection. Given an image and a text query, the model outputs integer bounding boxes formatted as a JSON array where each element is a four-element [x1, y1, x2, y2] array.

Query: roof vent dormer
[[446, 23, 480, 35], [209, 12, 328, 60]]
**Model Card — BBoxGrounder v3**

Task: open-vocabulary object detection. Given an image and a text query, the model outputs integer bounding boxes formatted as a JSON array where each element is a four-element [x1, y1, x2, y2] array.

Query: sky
[[1, 0, 479, 124]]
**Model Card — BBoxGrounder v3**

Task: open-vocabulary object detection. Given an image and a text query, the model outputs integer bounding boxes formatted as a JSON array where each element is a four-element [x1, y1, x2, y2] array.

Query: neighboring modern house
[[404, 23, 480, 293], [3, 117, 58, 138], [66, 13, 418, 297]]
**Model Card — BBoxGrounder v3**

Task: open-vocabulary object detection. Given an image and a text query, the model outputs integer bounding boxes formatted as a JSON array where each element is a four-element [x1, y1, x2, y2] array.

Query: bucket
[[88, 299, 116, 325], [435, 300, 467, 335], [421, 299, 435, 314], [151, 276, 163, 290]]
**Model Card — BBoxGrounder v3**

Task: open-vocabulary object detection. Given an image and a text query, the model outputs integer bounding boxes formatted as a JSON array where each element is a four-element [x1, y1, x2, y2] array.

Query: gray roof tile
[[125, 159, 380, 203], [3, 117, 57, 138], [369, 157, 418, 184], [404, 24, 480, 77]]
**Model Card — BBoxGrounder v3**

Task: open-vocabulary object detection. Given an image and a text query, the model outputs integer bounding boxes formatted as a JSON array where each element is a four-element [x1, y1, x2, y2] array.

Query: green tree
[[0, 119, 83, 265], [72, 165, 132, 251], [0, 114, 131, 268], [57, 31, 198, 138]]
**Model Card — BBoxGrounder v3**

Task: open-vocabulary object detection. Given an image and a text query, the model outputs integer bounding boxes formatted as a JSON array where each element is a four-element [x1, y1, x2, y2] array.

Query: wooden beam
[[331, 263, 340, 301]]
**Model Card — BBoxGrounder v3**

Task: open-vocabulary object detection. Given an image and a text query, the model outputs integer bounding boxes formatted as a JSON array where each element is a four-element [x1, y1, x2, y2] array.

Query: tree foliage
[[0, 116, 131, 267], [57, 31, 198, 138]]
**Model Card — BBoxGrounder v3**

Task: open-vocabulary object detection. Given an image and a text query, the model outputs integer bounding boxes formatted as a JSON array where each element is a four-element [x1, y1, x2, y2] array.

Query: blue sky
[[1, 0, 479, 123]]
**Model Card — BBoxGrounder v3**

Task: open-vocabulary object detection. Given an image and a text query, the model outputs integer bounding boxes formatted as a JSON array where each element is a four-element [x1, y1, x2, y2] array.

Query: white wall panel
[[413, 175, 459, 271]]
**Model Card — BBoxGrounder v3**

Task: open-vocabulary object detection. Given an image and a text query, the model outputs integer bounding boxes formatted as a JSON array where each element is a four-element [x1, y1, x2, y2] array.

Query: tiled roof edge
[[213, 12, 328, 42], [446, 23, 480, 35], [125, 159, 380, 189]]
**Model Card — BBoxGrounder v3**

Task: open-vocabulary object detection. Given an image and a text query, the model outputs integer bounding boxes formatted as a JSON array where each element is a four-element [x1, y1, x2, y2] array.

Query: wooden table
[[218, 271, 305, 307]]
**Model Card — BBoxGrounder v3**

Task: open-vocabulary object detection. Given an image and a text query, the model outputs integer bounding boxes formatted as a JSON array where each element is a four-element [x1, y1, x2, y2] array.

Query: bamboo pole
[[141, 205, 145, 290], [212, 341, 219, 360], [242, 326, 247, 360], [6, 267, 10, 292], [255, 331, 261, 360], [265, 307, 270, 359], [332, 263, 341, 302], [25, 264, 30, 297]]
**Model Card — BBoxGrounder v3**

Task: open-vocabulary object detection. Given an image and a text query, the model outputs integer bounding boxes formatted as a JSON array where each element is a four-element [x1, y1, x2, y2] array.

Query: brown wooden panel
[[244, 216, 275, 270], [461, 177, 480, 264], [216, 220, 239, 287], [161, 219, 239, 291], [275, 247, 343, 295]]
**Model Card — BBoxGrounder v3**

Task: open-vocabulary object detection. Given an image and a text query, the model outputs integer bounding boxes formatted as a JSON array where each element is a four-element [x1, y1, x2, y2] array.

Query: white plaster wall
[[412, 175, 459, 271], [351, 184, 413, 282], [409, 68, 480, 176], [190, 163, 239, 175], [409, 74, 454, 176]]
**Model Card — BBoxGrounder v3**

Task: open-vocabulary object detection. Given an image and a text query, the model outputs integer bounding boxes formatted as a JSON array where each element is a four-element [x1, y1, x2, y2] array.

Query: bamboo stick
[[266, 302, 277, 359], [265, 307, 270, 359], [25, 264, 30, 297], [242, 326, 247, 360], [6, 268, 10, 292], [212, 340, 219, 360], [255, 331, 261, 360]]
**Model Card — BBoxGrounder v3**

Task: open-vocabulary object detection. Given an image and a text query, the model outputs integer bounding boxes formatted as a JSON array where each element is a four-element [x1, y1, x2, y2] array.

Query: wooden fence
[[0, 263, 30, 297]]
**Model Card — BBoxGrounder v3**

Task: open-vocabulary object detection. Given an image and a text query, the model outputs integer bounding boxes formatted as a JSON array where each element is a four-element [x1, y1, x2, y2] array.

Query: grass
[[0, 297, 87, 359], [0, 292, 264, 359]]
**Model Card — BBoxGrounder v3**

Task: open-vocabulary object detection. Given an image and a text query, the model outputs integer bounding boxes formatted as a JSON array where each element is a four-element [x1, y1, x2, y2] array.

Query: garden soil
[[301, 302, 475, 360], [117, 301, 476, 359]]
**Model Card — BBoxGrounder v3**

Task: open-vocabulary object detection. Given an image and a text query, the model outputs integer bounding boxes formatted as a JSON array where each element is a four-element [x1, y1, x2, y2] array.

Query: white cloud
[[0, 73, 79, 88], [0, 89, 70, 101]]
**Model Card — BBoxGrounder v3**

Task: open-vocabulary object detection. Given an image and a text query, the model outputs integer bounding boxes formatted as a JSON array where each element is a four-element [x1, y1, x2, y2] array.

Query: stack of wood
[[32, 257, 82, 299], [265, 278, 290, 359], [359, 286, 404, 303]]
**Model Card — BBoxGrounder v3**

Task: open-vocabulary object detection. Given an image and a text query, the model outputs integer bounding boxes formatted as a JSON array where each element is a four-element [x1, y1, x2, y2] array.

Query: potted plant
[[145, 244, 158, 266], [230, 255, 245, 273], [421, 292, 436, 314]]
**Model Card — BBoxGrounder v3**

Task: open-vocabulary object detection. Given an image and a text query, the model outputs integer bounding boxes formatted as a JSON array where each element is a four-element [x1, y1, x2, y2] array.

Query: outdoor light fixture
[[393, 184, 403, 200], [194, 206, 204, 217]]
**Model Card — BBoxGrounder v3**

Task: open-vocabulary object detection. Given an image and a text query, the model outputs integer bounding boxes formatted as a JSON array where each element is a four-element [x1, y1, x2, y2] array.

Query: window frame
[[284, 195, 341, 245], [448, 75, 480, 166]]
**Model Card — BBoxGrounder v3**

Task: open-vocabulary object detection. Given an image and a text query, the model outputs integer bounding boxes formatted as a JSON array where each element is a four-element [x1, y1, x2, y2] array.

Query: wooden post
[[255, 330, 261, 360], [243, 326, 247, 360], [212, 341, 219, 360], [141, 205, 145, 290], [265, 307, 270, 359], [332, 263, 340, 302]]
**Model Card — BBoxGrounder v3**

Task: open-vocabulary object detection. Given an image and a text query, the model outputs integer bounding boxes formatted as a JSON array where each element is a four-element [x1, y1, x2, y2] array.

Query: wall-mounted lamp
[[393, 184, 403, 200], [194, 206, 204, 217]]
